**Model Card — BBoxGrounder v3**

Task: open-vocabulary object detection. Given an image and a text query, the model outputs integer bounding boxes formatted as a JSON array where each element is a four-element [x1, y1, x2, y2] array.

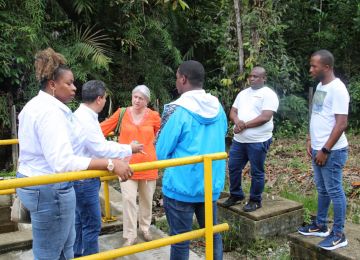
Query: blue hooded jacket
[[156, 90, 227, 202]]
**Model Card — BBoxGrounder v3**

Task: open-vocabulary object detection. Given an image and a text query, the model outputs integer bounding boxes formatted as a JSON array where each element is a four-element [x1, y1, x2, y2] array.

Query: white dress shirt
[[73, 103, 132, 159], [18, 91, 91, 177]]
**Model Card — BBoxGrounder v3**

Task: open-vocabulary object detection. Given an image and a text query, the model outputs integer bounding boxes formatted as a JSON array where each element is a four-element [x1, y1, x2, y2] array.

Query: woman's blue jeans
[[16, 173, 76, 260], [312, 147, 348, 234], [163, 196, 223, 260], [228, 138, 272, 202], [73, 178, 102, 257]]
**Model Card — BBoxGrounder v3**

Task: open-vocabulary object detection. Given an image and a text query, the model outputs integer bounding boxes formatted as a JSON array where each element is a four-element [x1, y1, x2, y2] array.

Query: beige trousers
[[120, 179, 156, 239]]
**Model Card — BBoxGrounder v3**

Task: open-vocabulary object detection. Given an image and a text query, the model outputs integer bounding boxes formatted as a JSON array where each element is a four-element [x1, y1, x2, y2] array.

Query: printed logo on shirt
[[312, 90, 327, 113]]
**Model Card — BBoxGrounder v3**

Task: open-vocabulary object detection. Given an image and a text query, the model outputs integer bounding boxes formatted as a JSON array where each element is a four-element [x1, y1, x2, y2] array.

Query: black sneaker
[[222, 196, 244, 208], [298, 221, 330, 237], [243, 200, 261, 212]]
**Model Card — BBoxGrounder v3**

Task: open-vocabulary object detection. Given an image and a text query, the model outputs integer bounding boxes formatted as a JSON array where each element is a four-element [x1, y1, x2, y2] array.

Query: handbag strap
[[114, 107, 126, 138]]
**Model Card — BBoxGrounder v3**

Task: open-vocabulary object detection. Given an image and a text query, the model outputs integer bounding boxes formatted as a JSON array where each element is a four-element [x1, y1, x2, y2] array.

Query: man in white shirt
[[73, 80, 143, 257], [298, 50, 349, 251], [223, 66, 279, 212]]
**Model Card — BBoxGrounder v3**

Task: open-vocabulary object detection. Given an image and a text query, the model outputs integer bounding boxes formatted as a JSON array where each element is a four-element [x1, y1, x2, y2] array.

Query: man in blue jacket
[[156, 60, 227, 260]]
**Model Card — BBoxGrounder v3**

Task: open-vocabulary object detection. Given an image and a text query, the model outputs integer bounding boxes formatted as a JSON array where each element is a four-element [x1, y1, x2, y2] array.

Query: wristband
[[321, 147, 331, 154]]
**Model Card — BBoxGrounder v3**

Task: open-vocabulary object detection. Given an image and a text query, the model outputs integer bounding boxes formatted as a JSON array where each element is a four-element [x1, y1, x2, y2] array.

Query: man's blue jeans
[[16, 173, 75, 260], [73, 178, 102, 257], [228, 138, 272, 202], [163, 196, 223, 260], [312, 147, 348, 234]]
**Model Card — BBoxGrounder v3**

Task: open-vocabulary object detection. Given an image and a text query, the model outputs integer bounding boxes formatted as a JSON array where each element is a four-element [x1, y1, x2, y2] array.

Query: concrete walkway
[[0, 226, 203, 260], [0, 183, 204, 259]]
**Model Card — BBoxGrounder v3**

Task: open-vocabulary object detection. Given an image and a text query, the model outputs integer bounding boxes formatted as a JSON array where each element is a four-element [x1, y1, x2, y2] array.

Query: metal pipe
[[75, 223, 229, 260], [0, 139, 19, 145], [0, 188, 15, 195], [0, 153, 227, 190], [204, 156, 214, 260], [101, 180, 116, 222], [103, 180, 111, 220]]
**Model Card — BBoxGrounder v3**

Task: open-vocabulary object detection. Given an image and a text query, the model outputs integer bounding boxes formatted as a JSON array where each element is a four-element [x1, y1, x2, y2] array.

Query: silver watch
[[107, 159, 114, 172]]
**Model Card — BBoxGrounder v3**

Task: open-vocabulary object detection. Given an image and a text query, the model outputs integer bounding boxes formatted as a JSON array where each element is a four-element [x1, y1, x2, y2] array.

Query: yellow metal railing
[[77, 223, 229, 260], [0, 139, 18, 145], [0, 139, 228, 259]]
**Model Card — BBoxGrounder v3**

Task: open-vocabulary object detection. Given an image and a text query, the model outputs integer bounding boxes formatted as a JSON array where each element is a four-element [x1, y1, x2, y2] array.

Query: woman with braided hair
[[16, 48, 132, 259]]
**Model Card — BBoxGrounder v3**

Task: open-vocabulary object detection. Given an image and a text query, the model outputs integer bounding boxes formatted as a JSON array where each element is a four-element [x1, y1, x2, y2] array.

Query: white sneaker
[[142, 230, 153, 241], [123, 237, 137, 246]]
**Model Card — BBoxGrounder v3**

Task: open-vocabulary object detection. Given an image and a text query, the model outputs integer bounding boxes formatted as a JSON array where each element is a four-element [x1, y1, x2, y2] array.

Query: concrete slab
[[0, 195, 11, 207], [0, 217, 123, 255], [218, 193, 303, 221], [217, 193, 304, 241], [0, 207, 11, 223], [0, 195, 18, 235], [0, 229, 32, 254], [0, 226, 203, 260], [288, 222, 360, 260], [0, 223, 17, 234], [0, 183, 204, 259]]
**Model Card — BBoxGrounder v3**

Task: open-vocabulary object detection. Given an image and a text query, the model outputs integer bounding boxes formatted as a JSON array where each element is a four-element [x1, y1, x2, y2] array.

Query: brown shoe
[[123, 237, 137, 246], [142, 230, 153, 241]]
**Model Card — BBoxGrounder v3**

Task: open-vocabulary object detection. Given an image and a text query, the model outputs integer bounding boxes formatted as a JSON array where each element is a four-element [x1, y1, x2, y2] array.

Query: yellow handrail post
[[102, 180, 116, 222], [203, 155, 213, 260]]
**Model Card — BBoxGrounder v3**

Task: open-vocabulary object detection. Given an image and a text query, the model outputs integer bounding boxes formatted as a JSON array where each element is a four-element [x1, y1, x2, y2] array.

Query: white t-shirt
[[310, 78, 349, 150], [232, 86, 279, 143]]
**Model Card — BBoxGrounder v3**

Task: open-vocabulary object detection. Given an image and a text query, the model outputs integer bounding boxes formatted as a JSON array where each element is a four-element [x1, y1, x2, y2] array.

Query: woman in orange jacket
[[100, 85, 161, 246]]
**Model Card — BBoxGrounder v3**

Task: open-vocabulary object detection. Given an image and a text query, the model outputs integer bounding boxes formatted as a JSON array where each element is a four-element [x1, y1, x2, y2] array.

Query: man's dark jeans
[[228, 138, 272, 202], [163, 196, 223, 260], [73, 178, 101, 257]]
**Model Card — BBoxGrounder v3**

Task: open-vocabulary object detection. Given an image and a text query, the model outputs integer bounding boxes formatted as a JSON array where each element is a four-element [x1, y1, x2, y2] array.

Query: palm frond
[[0, 0, 6, 8], [73, 0, 94, 15], [72, 25, 113, 69]]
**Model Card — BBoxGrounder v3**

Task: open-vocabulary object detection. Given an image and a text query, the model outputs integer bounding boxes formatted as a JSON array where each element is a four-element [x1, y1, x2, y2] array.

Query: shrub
[[275, 95, 308, 137]]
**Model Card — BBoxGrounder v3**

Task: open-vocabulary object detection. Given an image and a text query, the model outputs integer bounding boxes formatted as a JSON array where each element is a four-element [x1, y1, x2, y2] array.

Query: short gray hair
[[132, 85, 151, 101]]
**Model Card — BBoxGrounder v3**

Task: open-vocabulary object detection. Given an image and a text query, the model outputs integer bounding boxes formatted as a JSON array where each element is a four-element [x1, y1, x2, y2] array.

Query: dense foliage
[[1, 0, 360, 137]]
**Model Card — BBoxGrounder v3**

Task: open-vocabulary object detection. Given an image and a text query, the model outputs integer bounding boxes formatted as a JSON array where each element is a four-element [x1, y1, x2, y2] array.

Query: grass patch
[[154, 217, 170, 234], [279, 188, 317, 224], [222, 223, 242, 252], [0, 170, 15, 178], [233, 237, 290, 259]]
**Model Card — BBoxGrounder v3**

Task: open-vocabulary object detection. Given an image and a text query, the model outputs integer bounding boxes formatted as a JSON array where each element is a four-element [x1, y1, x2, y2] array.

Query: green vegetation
[[0, 170, 15, 178], [1, 1, 360, 258], [154, 217, 170, 235], [0, 0, 360, 137]]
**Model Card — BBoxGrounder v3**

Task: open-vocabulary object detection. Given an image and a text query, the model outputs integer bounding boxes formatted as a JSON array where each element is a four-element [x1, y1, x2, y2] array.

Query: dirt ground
[[113, 134, 360, 259], [150, 134, 360, 258], [263, 134, 360, 197], [151, 134, 360, 216]]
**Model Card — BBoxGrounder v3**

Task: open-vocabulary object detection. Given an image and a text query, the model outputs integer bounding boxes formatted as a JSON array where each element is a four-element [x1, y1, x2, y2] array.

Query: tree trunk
[[250, 0, 262, 59], [233, 0, 244, 74], [11, 105, 18, 171]]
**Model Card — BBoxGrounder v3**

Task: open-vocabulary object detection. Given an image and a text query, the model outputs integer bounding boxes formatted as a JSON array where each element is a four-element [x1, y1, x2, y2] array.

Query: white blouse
[[18, 91, 91, 177]]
